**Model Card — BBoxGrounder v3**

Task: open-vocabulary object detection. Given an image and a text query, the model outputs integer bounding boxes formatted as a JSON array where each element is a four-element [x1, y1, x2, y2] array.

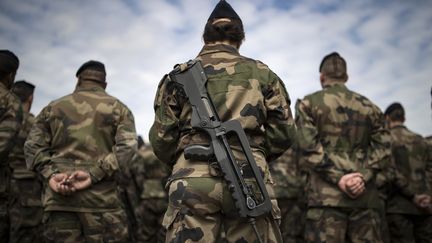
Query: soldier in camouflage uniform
[[120, 135, 170, 243], [149, 1, 296, 242], [24, 60, 137, 243], [383, 103, 432, 243], [269, 147, 306, 243], [8, 80, 44, 243], [0, 50, 22, 243], [295, 52, 391, 243]]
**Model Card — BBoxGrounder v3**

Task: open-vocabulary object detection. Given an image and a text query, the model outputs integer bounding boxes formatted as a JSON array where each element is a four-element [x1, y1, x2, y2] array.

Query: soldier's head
[[12, 80, 35, 112], [319, 52, 348, 87], [76, 60, 107, 89], [203, 0, 245, 49], [384, 102, 405, 127], [0, 50, 20, 89]]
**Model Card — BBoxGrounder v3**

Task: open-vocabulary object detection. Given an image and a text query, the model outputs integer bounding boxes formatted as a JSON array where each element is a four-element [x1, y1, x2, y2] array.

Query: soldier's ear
[[101, 82, 107, 89], [319, 73, 325, 87]]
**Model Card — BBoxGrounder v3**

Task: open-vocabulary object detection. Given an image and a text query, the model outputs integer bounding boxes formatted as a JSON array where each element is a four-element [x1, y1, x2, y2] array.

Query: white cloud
[[1, 0, 431, 139]]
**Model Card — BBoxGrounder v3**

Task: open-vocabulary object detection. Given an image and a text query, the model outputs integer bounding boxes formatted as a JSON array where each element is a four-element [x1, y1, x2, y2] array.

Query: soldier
[[24, 60, 137, 243], [295, 52, 391, 243], [269, 147, 306, 243], [0, 50, 22, 243], [125, 135, 170, 243], [8, 80, 44, 243], [383, 103, 432, 242], [149, 1, 296, 242]]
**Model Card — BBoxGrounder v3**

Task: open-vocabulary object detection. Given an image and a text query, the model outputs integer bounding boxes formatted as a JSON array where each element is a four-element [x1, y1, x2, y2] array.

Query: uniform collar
[[74, 83, 105, 93], [198, 43, 240, 57]]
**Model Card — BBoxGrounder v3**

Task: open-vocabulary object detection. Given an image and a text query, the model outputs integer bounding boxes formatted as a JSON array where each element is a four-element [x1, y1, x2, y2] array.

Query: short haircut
[[384, 102, 405, 122], [12, 80, 35, 102], [319, 52, 347, 81]]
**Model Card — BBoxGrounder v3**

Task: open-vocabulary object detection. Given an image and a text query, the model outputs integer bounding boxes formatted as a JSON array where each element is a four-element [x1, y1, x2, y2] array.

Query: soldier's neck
[[389, 120, 404, 129]]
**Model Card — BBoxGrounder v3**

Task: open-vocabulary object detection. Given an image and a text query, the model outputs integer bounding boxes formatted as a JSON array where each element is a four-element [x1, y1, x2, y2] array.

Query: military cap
[[0, 50, 19, 75], [208, 0, 241, 21], [76, 60, 106, 83], [12, 80, 35, 102], [319, 52, 347, 80], [384, 102, 404, 116]]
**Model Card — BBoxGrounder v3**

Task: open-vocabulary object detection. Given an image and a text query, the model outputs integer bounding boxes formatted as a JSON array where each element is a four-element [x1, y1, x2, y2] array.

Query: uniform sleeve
[[0, 93, 23, 161], [426, 138, 432, 194], [149, 75, 182, 165], [24, 106, 57, 179], [295, 98, 345, 185], [262, 73, 296, 161], [360, 108, 391, 183], [88, 106, 137, 183]]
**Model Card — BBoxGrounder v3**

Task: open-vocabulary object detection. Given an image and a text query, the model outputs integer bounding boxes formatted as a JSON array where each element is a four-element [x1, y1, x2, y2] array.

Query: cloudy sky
[[1, 0, 431, 140]]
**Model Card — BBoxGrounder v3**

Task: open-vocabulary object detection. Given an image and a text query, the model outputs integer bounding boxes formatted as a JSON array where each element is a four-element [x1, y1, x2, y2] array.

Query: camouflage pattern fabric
[[304, 207, 383, 243], [385, 125, 432, 242], [386, 214, 432, 243], [7, 112, 44, 243], [119, 145, 170, 243], [24, 82, 137, 241], [42, 209, 128, 243], [0, 82, 23, 243], [269, 148, 306, 242], [164, 176, 282, 243], [24, 83, 137, 212], [150, 43, 295, 242], [425, 136, 432, 196], [295, 82, 391, 243]]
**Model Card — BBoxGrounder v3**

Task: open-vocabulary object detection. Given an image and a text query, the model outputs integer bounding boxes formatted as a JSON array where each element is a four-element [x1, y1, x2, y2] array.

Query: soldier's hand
[[413, 194, 432, 209], [338, 172, 365, 199], [49, 173, 75, 195], [67, 170, 92, 191]]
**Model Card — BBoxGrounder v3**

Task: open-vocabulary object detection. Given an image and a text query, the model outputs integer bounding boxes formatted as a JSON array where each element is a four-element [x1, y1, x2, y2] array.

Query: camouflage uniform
[[295, 82, 391, 243], [0, 81, 23, 242], [24, 80, 137, 243], [269, 147, 306, 243], [386, 125, 432, 243], [8, 112, 44, 243], [425, 136, 432, 192], [120, 145, 170, 243], [150, 43, 296, 242]]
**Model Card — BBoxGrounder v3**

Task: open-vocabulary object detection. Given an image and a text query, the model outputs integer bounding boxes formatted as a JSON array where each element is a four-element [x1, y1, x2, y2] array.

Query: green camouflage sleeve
[[149, 75, 182, 164], [88, 105, 137, 183], [0, 93, 23, 161], [295, 99, 344, 185], [359, 108, 391, 183], [24, 106, 57, 179], [263, 72, 296, 161]]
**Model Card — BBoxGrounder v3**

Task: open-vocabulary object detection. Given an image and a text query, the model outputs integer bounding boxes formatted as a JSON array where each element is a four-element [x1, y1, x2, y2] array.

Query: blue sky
[[0, 0, 431, 139]]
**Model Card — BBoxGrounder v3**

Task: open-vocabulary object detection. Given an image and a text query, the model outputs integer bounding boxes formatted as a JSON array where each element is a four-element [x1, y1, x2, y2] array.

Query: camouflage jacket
[[0, 82, 22, 196], [269, 147, 305, 199], [24, 83, 137, 212], [386, 125, 431, 214], [8, 112, 37, 179], [149, 43, 296, 181], [295, 82, 391, 208], [425, 136, 432, 193], [0, 82, 23, 164]]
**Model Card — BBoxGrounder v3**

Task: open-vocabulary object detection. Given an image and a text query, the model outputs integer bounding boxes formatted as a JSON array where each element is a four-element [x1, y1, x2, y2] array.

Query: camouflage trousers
[[304, 207, 383, 243], [0, 166, 10, 242], [387, 213, 432, 243], [278, 198, 305, 243], [163, 177, 282, 243], [43, 209, 129, 243], [133, 198, 167, 243], [0, 198, 9, 243], [8, 178, 44, 243]]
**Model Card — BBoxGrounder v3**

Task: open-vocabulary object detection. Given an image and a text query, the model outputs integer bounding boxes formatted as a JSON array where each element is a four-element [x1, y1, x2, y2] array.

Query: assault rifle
[[169, 60, 271, 242]]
